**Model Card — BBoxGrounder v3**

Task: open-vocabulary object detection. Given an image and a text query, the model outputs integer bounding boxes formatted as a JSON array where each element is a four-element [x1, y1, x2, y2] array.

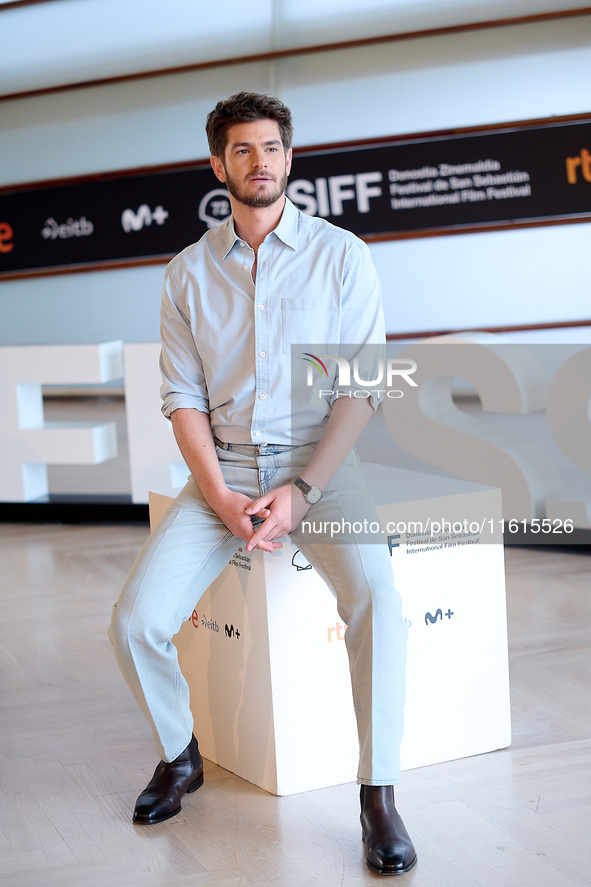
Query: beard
[[224, 168, 288, 208]]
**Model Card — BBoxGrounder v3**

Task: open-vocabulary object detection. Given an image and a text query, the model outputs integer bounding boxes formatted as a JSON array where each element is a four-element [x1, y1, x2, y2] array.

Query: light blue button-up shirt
[[160, 197, 385, 445]]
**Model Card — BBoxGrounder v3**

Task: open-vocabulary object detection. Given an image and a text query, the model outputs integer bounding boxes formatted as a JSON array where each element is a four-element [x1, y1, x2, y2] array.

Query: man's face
[[210, 119, 292, 209]]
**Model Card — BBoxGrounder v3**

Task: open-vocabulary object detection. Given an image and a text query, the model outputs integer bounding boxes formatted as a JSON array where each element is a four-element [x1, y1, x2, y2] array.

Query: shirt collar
[[220, 196, 299, 259], [219, 216, 240, 260], [272, 197, 298, 251]]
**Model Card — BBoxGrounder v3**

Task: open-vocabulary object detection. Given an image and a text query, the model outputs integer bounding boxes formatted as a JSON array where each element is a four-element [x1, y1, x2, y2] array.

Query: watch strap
[[294, 476, 322, 504]]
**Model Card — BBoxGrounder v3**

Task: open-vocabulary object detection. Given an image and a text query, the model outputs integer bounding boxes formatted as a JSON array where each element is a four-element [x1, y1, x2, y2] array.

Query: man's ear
[[285, 148, 293, 177], [210, 155, 226, 183]]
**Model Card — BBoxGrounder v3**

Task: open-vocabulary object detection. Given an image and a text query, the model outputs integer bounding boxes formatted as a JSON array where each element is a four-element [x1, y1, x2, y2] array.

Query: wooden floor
[[0, 524, 590, 886]]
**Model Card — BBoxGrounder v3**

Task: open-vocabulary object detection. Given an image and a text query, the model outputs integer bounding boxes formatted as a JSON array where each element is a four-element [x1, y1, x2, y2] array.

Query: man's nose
[[252, 151, 266, 168]]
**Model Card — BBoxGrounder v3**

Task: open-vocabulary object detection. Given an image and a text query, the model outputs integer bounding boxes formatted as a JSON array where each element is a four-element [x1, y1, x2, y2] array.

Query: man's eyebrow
[[230, 139, 282, 149]]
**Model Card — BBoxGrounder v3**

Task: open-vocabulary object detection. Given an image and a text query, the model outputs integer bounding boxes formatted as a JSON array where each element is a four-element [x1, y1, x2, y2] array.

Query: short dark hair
[[206, 92, 293, 158]]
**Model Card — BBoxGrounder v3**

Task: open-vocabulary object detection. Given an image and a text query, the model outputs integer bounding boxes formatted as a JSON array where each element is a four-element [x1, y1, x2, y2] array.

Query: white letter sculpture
[[380, 333, 560, 520], [0, 342, 122, 501]]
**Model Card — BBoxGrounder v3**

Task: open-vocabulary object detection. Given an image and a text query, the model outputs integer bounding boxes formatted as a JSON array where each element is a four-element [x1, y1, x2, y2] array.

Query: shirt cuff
[[161, 393, 210, 420], [328, 387, 382, 412]]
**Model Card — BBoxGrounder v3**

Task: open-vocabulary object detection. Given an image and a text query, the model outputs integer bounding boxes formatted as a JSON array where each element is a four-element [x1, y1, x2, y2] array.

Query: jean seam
[[295, 518, 387, 782], [124, 502, 236, 758], [168, 527, 236, 643], [293, 538, 367, 765], [168, 526, 237, 747]]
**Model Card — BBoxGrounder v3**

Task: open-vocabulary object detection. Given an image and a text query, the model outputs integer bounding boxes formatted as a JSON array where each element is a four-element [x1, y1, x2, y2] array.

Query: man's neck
[[231, 195, 286, 254]]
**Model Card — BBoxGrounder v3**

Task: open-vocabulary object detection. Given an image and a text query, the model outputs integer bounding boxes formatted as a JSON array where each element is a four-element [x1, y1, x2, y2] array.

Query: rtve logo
[[327, 620, 347, 642], [566, 149, 591, 184], [0, 222, 14, 253]]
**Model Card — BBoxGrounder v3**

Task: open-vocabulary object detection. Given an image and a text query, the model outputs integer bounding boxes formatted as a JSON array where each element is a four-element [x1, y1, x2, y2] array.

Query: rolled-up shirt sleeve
[[329, 239, 386, 412], [159, 260, 210, 420]]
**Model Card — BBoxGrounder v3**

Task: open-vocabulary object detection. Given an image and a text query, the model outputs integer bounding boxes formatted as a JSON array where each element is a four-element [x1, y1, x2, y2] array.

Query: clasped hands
[[211, 483, 311, 554]]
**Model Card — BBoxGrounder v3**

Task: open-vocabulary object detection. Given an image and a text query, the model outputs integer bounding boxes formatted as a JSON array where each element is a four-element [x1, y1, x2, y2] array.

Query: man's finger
[[246, 523, 274, 552], [245, 497, 271, 515], [254, 538, 283, 553], [245, 533, 264, 552]]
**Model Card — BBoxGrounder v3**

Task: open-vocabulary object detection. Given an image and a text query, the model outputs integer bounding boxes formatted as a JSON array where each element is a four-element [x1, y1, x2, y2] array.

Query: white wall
[[374, 224, 591, 336], [1, 10, 591, 343], [1, 0, 587, 95]]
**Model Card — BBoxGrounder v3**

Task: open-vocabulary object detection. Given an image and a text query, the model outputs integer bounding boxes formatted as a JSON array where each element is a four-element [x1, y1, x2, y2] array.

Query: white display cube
[[149, 464, 511, 796]]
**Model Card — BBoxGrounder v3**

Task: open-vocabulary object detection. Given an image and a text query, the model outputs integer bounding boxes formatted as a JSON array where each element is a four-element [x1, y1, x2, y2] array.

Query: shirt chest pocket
[[281, 298, 339, 355]]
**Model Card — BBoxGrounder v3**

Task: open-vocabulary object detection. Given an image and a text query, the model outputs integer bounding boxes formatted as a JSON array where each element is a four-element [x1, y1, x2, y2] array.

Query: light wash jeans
[[109, 442, 407, 785]]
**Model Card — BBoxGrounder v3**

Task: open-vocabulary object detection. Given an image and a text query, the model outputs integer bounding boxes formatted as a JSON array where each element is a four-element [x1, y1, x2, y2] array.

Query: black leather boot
[[360, 784, 417, 875], [133, 735, 204, 824]]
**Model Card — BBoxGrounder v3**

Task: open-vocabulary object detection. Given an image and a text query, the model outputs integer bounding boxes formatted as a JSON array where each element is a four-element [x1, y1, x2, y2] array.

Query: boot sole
[[366, 853, 417, 876], [187, 772, 204, 793], [362, 833, 417, 876]]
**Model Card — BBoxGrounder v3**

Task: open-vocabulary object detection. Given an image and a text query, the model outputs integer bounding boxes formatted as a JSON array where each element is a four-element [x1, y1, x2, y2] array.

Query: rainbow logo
[[302, 352, 329, 377]]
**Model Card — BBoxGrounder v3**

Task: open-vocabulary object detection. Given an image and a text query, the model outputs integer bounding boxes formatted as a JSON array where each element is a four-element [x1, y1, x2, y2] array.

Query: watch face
[[307, 487, 322, 505]]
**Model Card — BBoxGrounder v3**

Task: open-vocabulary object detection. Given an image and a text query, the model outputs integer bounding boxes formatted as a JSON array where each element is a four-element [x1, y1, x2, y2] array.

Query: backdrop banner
[[1, 117, 590, 277]]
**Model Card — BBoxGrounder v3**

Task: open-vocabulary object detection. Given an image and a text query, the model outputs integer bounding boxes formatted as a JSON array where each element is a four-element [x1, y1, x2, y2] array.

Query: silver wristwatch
[[294, 476, 322, 505]]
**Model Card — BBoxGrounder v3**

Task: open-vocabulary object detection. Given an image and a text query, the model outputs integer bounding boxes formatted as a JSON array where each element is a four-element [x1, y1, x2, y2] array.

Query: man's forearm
[[299, 397, 373, 491], [170, 408, 226, 507], [171, 408, 277, 547], [243, 397, 374, 550]]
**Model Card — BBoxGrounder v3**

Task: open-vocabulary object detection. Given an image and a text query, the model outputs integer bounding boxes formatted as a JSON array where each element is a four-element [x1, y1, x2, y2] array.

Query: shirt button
[[258, 304, 264, 311], [259, 351, 266, 357], [259, 393, 266, 400], [242, 264, 249, 271], [254, 431, 260, 437]]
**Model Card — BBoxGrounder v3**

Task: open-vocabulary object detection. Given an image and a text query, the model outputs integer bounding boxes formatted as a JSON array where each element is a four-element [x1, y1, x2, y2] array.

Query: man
[[110, 92, 416, 876]]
